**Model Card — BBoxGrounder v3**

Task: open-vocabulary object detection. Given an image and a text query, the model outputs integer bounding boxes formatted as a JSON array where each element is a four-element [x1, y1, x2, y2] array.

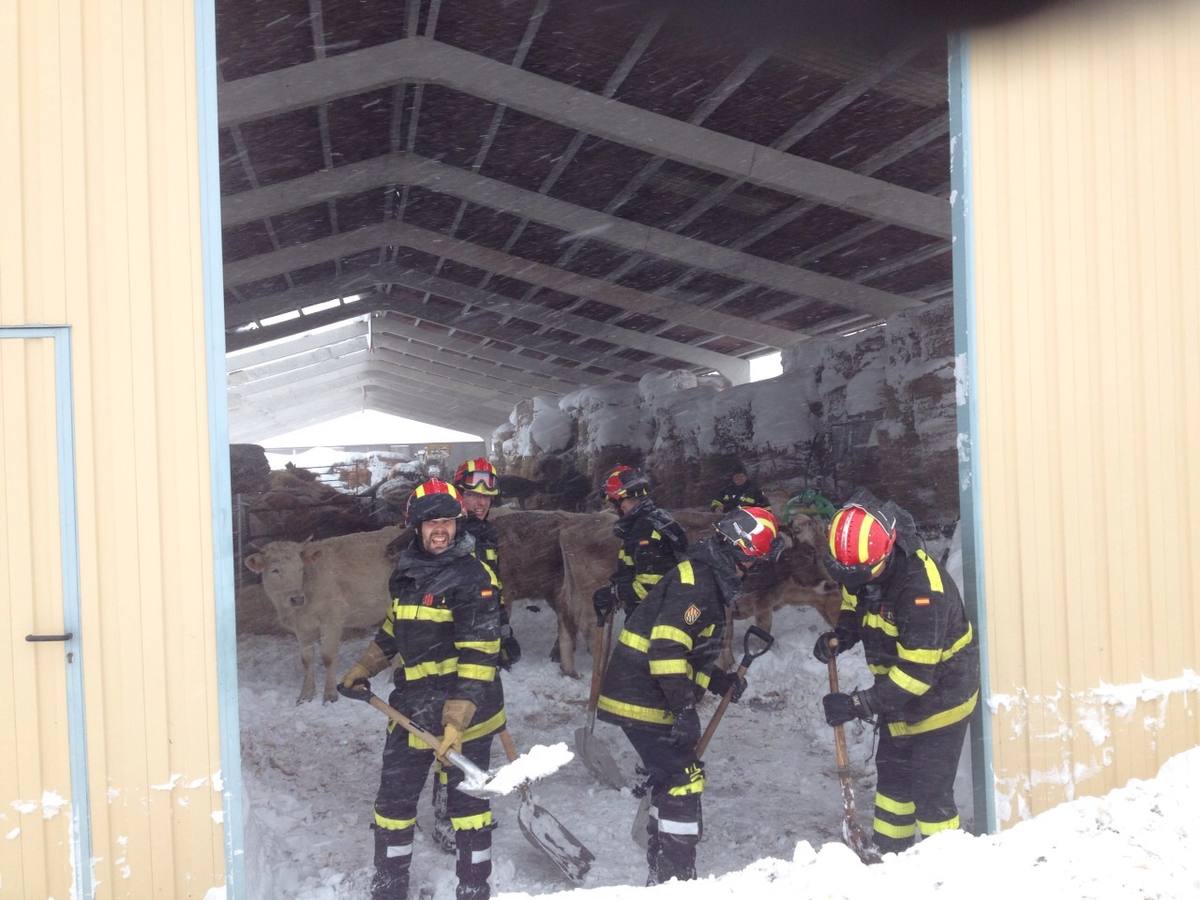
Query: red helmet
[[405, 479, 463, 528], [715, 507, 783, 561], [453, 457, 499, 496], [604, 465, 651, 503], [826, 500, 898, 588]]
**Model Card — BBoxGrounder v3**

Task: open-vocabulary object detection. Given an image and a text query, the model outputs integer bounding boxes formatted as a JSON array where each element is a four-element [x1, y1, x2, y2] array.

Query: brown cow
[[245, 525, 403, 703]]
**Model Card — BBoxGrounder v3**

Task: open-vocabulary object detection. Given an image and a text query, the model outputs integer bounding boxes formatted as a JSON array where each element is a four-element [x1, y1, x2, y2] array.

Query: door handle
[[26, 633, 73, 642]]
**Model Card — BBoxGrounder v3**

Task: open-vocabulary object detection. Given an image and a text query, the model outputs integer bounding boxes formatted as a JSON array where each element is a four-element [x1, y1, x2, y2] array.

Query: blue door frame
[[0, 326, 92, 899]]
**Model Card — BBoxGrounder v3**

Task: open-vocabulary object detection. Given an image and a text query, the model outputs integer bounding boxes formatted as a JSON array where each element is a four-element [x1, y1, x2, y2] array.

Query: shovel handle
[[585, 616, 614, 715], [366, 694, 489, 783], [498, 728, 519, 764], [695, 626, 775, 758], [826, 641, 851, 773]]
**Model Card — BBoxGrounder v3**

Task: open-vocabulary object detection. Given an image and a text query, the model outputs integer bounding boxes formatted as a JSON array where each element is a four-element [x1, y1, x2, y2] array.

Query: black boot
[[432, 771, 456, 854], [454, 825, 493, 900], [645, 826, 661, 886], [371, 825, 413, 900]]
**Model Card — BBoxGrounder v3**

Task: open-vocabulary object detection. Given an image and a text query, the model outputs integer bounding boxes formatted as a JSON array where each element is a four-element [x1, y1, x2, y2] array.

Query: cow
[[245, 525, 403, 703]]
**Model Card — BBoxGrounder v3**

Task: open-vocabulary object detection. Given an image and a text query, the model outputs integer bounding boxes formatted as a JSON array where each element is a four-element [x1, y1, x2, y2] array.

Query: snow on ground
[[235, 596, 1200, 900]]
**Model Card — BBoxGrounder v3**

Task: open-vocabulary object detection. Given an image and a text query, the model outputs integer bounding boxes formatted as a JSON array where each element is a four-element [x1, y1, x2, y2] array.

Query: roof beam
[[217, 37, 949, 237], [221, 153, 920, 322], [370, 333, 568, 396], [228, 334, 368, 384], [226, 319, 369, 372], [224, 250, 749, 381]]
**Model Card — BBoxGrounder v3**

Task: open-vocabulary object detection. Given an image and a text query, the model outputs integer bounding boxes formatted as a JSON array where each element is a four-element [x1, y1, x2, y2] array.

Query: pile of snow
[[481, 743, 574, 797]]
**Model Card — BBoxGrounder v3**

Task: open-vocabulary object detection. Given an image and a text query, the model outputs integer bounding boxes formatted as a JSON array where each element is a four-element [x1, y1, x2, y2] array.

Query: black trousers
[[623, 726, 705, 884], [872, 717, 969, 854], [371, 689, 494, 900]]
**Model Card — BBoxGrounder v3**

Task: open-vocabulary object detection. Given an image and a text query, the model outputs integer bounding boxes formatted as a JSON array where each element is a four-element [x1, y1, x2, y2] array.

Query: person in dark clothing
[[340, 479, 504, 900], [815, 489, 980, 855], [709, 462, 770, 513], [598, 506, 784, 884], [592, 465, 688, 626]]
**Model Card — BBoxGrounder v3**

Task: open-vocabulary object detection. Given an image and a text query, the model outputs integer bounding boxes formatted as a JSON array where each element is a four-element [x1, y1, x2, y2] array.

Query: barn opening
[[213, 2, 964, 895]]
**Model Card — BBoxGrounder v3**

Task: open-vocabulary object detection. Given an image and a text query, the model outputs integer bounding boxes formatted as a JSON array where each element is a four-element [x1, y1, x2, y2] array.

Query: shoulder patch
[[638, 539, 651, 546], [481, 588, 494, 599], [914, 596, 930, 606], [683, 604, 701, 626]]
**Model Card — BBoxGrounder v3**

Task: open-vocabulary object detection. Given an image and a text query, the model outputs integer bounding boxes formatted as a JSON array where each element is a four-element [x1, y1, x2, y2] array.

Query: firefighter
[[339, 479, 504, 900], [709, 461, 770, 513], [592, 465, 688, 626], [598, 506, 784, 884], [815, 489, 980, 855]]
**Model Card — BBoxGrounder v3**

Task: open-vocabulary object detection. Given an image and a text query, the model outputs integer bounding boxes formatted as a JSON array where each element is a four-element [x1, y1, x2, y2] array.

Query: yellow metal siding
[[1, 0, 226, 896], [968, 0, 1200, 826]]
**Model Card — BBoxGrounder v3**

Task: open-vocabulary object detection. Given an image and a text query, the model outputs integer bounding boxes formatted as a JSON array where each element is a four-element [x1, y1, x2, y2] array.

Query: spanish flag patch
[[914, 596, 931, 606], [481, 588, 494, 599]]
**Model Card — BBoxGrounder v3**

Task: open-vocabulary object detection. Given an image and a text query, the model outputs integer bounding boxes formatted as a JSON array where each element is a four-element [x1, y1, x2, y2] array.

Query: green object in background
[[785, 489, 837, 523]]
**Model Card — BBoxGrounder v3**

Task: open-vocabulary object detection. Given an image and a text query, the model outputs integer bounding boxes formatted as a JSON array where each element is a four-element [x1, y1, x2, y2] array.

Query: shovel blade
[[573, 726, 626, 790], [517, 792, 595, 882], [630, 792, 651, 848]]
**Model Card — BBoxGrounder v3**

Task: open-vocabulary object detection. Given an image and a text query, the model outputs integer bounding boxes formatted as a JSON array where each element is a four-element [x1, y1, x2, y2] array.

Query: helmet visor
[[463, 469, 497, 490]]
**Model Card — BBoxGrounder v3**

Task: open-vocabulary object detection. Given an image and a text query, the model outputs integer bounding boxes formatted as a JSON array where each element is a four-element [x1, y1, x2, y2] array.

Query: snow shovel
[[631, 625, 775, 847], [337, 684, 568, 799], [499, 729, 595, 882], [574, 616, 626, 789], [826, 640, 882, 864]]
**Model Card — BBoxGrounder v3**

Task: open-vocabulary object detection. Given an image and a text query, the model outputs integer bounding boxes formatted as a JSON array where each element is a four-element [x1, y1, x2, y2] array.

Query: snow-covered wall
[[496, 299, 958, 532]]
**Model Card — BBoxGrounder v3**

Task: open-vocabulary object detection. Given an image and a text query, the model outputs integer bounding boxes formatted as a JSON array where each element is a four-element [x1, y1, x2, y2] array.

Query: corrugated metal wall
[[967, 0, 1200, 826], [0, 0, 227, 895]]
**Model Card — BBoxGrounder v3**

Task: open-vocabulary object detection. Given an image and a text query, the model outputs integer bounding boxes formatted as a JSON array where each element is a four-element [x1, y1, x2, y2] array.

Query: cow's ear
[[245, 553, 264, 573], [301, 546, 323, 563]]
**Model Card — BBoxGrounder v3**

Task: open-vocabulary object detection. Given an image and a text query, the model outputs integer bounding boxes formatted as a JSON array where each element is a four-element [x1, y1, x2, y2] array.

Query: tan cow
[[245, 525, 403, 703]]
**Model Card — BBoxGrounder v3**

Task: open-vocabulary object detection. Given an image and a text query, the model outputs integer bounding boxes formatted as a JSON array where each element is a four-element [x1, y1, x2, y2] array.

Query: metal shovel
[[498, 729, 595, 882], [573, 616, 626, 789], [631, 625, 775, 846], [827, 640, 882, 864], [338, 684, 563, 799]]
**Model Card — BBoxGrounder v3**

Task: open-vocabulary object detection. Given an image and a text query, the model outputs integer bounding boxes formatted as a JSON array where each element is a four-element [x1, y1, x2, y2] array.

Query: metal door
[[0, 329, 90, 899]]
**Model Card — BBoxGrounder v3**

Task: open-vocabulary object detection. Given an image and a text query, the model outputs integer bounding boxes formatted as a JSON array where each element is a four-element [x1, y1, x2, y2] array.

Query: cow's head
[[781, 513, 838, 594], [245, 540, 323, 613]]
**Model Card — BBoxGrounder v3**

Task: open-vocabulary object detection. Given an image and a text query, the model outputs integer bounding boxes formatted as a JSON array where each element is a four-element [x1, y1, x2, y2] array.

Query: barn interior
[[217, 3, 960, 894]]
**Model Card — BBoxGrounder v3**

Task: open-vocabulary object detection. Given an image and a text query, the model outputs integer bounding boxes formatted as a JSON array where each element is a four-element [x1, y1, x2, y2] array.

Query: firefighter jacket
[[610, 499, 688, 611], [373, 532, 506, 742], [598, 538, 739, 731], [710, 479, 770, 513], [462, 516, 508, 620], [838, 546, 979, 738]]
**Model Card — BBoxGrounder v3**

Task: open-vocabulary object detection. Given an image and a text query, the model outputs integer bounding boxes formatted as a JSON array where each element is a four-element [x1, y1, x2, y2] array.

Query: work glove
[[436, 698, 477, 760], [709, 499, 724, 513], [706, 669, 747, 703], [668, 707, 701, 751], [593, 584, 617, 626], [813, 627, 858, 664], [500, 624, 522, 669], [822, 690, 875, 727], [337, 642, 389, 700]]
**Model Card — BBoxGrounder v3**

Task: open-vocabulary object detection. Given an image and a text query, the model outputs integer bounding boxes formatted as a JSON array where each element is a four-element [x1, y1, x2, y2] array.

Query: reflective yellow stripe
[[888, 666, 931, 696], [698, 624, 716, 638], [692, 670, 710, 689], [678, 561, 694, 585], [863, 612, 898, 637], [619, 550, 634, 565], [872, 817, 915, 839], [896, 643, 941, 664], [889, 690, 979, 737], [481, 560, 501, 588], [651, 530, 661, 540], [619, 630, 650, 653], [381, 617, 395, 637], [393, 604, 454, 623], [917, 815, 960, 835], [942, 622, 973, 660], [485, 548, 498, 561], [916, 548, 944, 593], [455, 639, 501, 654], [407, 709, 506, 749], [668, 776, 706, 796], [405, 658, 458, 680], [635, 573, 662, 584], [875, 794, 915, 816], [869, 663, 891, 675], [451, 811, 493, 831], [840, 586, 858, 612], [457, 663, 496, 682], [633, 581, 649, 600], [375, 811, 417, 831], [650, 659, 693, 677], [650, 625, 693, 649], [597, 694, 675, 725]]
